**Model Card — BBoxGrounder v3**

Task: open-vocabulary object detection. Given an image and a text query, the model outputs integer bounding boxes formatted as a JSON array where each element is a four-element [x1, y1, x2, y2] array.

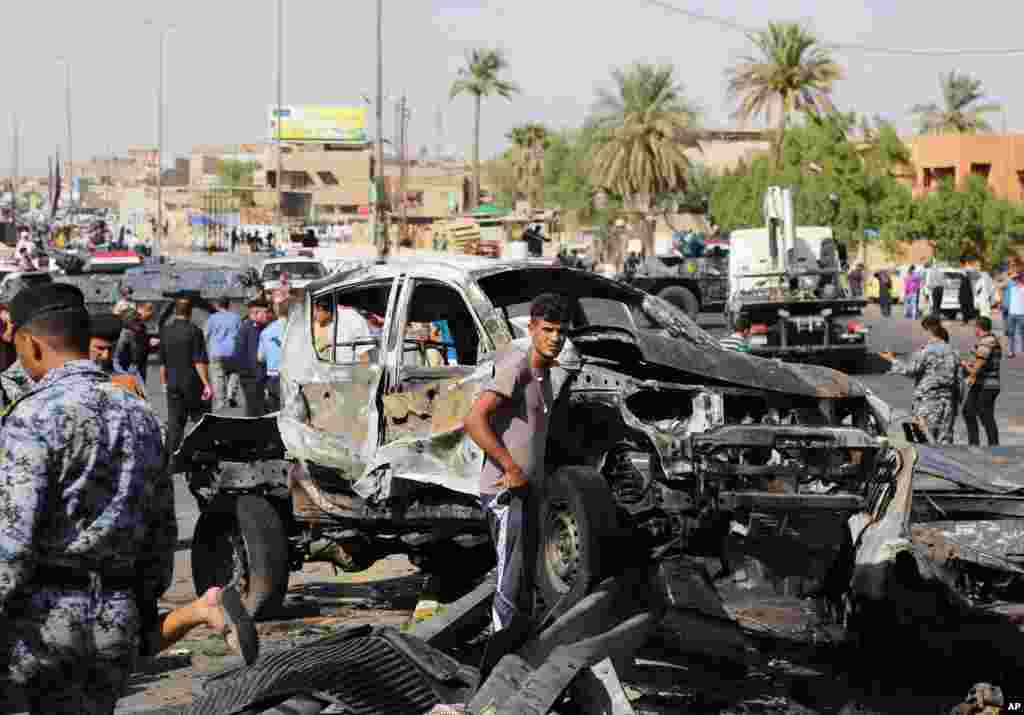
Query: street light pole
[[275, 0, 284, 249], [56, 60, 73, 208], [146, 21, 174, 261]]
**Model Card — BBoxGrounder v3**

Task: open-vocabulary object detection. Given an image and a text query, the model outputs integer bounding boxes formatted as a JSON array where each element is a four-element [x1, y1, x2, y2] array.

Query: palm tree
[[506, 122, 550, 207], [854, 114, 913, 178], [910, 71, 1001, 134], [449, 48, 520, 210], [727, 22, 844, 167], [588, 64, 700, 260]]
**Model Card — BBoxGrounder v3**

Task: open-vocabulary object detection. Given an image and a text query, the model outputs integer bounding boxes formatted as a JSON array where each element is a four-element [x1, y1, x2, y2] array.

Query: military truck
[[619, 253, 729, 318], [726, 187, 868, 364]]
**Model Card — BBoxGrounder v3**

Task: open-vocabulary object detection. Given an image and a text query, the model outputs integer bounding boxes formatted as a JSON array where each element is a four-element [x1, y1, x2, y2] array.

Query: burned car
[[177, 258, 891, 618]]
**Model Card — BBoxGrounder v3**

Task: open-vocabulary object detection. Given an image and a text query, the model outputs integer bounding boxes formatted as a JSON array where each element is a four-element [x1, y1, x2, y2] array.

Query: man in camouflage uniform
[[880, 317, 960, 445], [0, 284, 175, 714]]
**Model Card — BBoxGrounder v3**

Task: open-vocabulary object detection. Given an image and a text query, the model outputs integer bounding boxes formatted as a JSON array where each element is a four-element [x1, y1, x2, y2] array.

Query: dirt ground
[[117, 551, 426, 712]]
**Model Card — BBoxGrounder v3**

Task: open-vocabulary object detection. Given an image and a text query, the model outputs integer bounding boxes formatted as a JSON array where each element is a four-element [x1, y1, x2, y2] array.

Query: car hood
[[570, 328, 865, 399], [173, 413, 285, 465], [913, 446, 1024, 494]]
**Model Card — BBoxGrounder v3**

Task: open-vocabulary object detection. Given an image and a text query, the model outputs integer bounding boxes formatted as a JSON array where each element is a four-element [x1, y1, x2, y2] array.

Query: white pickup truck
[[258, 256, 327, 292]]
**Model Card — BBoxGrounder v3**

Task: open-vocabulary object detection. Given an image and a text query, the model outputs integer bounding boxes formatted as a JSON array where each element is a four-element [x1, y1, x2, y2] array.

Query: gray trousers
[[209, 359, 240, 412]]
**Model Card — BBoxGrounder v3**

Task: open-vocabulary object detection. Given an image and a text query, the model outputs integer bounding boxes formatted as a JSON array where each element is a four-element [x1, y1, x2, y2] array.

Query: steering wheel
[[403, 337, 457, 366]]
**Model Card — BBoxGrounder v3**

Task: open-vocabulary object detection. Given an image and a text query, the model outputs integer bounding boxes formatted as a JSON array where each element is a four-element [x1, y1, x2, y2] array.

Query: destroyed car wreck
[[176, 258, 892, 619], [172, 258, 1024, 712]]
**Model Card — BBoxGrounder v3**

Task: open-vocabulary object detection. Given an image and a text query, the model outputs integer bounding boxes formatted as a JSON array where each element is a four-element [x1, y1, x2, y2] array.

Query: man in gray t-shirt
[[465, 293, 570, 651]]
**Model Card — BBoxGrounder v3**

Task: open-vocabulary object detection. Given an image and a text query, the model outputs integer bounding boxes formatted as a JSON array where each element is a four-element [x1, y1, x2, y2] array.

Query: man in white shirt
[[973, 265, 995, 320], [923, 263, 944, 318], [335, 306, 374, 363]]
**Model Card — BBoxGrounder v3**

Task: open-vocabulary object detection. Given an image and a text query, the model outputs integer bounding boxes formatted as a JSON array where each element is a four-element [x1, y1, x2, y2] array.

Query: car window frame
[[312, 278, 395, 366], [391, 276, 488, 377]]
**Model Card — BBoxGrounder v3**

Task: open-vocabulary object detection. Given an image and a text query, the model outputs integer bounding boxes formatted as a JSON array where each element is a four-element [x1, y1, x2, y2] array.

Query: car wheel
[[535, 466, 619, 620], [658, 286, 700, 318], [191, 495, 290, 620]]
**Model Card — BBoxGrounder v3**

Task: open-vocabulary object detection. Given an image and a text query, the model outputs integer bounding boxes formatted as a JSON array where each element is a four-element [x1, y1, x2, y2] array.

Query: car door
[[368, 276, 496, 498], [278, 277, 398, 482]]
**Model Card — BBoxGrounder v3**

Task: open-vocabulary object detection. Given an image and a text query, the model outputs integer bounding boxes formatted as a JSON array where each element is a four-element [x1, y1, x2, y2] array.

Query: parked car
[[258, 256, 327, 292], [176, 257, 892, 618]]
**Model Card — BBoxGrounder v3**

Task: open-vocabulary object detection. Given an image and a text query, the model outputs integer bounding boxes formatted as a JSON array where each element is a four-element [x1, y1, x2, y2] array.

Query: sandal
[[216, 585, 259, 665]]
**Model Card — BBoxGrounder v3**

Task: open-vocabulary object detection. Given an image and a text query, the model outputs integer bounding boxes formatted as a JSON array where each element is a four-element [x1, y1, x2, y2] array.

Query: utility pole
[[146, 21, 174, 261], [374, 0, 387, 257], [275, 0, 284, 249], [399, 93, 409, 246], [56, 60, 73, 208], [9, 114, 19, 219]]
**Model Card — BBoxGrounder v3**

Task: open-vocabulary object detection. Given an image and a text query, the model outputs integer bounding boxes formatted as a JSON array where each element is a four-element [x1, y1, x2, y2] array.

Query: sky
[[3, 0, 1024, 174]]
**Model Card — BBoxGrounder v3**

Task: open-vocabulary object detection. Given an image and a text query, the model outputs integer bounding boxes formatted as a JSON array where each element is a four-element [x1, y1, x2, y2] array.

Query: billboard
[[268, 105, 368, 144]]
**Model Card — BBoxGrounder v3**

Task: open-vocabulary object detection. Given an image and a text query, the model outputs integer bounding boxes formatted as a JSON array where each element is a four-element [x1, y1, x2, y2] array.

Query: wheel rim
[[201, 518, 251, 599], [544, 500, 581, 594], [228, 530, 251, 598]]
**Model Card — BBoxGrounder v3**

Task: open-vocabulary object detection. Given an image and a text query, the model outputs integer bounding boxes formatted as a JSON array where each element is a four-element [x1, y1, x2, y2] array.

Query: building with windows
[[907, 133, 1024, 202]]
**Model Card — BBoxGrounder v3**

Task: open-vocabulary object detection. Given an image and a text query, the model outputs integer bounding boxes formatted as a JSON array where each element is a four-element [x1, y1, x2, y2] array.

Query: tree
[[911, 71, 1002, 135], [855, 115, 913, 178], [217, 159, 258, 208], [449, 48, 520, 211], [588, 63, 701, 259], [726, 22, 844, 167], [506, 122, 550, 208]]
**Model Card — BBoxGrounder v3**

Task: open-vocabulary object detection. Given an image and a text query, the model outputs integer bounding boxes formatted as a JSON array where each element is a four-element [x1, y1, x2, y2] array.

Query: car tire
[[191, 495, 290, 620], [658, 286, 700, 318], [535, 466, 619, 620]]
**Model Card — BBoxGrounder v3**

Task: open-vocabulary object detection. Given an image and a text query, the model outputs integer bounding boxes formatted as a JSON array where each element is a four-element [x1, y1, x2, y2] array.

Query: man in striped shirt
[[720, 317, 752, 353]]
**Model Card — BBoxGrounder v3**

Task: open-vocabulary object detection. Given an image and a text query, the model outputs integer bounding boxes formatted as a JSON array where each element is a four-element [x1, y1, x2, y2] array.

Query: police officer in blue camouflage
[[0, 284, 175, 715], [879, 316, 960, 444]]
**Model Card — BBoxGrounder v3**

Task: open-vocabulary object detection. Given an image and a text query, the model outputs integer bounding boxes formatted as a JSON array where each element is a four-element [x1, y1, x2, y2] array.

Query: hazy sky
[[3, 0, 1024, 173]]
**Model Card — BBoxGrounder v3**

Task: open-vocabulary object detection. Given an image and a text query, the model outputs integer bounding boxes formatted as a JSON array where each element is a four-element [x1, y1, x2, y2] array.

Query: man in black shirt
[[160, 299, 213, 462], [233, 299, 272, 417]]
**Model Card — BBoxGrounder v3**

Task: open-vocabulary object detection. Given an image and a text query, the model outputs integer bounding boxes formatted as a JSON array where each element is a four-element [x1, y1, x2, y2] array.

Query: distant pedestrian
[[206, 298, 243, 411], [961, 316, 1001, 446], [233, 299, 272, 416], [258, 302, 287, 413], [903, 266, 921, 320], [879, 316, 959, 444], [925, 263, 945, 318], [160, 299, 213, 462], [974, 265, 994, 320], [719, 317, 753, 353], [848, 263, 865, 297], [875, 268, 893, 317], [1006, 271, 1024, 359]]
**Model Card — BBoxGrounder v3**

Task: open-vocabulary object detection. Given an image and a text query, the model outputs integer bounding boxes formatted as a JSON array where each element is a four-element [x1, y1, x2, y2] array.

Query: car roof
[[306, 254, 558, 293]]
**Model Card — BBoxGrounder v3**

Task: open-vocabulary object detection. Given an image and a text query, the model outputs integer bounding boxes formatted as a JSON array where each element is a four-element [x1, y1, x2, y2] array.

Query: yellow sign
[[268, 105, 368, 144]]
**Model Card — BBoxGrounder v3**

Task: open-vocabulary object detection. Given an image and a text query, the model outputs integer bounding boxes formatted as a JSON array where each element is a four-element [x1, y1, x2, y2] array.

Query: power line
[[640, 0, 1024, 57]]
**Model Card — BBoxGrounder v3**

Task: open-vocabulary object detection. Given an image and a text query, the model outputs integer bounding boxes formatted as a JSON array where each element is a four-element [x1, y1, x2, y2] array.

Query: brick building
[[907, 133, 1024, 202]]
